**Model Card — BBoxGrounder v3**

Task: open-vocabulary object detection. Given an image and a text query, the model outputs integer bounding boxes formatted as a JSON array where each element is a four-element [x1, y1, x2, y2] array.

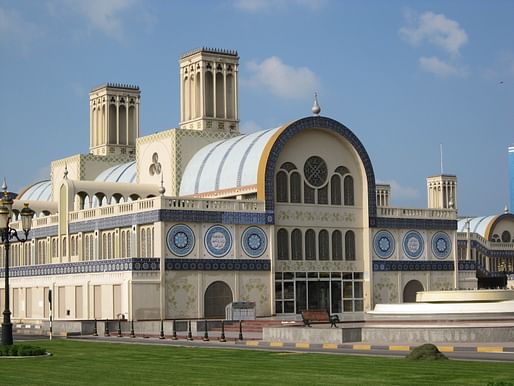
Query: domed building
[[1, 48, 485, 324]]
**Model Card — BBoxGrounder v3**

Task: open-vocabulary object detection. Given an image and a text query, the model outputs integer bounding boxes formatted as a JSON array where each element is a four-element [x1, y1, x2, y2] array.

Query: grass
[[0, 340, 513, 385]]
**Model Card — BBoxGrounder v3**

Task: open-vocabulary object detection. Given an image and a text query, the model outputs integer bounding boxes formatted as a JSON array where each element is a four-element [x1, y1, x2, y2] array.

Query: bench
[[301, 309, 340, 328]]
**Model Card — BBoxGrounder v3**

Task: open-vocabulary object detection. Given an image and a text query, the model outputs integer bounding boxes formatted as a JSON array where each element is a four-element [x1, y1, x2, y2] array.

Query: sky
[[1, 0, 513, 216]]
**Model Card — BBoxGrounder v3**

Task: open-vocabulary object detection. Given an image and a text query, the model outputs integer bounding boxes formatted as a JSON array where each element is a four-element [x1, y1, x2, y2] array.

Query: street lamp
[[0, 180, 34, 345]]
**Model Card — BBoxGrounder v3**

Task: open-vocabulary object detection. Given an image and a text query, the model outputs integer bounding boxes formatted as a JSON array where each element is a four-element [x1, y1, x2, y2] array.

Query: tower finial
[[1, 177, 6, 192], [505, 204, 509, 214], [312, 92, 321, 116], [63, 163, 69, 179], [159, 175, 166, 196]]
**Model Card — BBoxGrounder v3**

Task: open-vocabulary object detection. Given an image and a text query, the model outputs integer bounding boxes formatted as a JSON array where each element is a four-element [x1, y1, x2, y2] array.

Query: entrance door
[[403, 280, 424, 303], [204, 281, 233, 318], [308, 282, 330, 310]]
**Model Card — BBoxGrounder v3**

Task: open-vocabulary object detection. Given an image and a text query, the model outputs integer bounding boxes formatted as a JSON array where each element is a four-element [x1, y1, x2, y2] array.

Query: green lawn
[[0, 340, 513, 385]]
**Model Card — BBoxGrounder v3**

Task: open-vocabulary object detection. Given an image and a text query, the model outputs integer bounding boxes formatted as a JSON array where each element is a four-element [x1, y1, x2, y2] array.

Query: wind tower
[[427, 145, 457, 210], [179, 48, 240, 133], [89, 83, 140, 156]]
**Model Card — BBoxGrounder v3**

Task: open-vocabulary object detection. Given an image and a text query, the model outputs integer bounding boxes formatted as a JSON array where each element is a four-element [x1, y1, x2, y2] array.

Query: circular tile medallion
[[432, 231, 451, 259], [241, 226, 267, 258], [204, 225, 232, 258], [402, 230, 424, 259], [373, 230, 395, 259], [166, 224, 195, 257]]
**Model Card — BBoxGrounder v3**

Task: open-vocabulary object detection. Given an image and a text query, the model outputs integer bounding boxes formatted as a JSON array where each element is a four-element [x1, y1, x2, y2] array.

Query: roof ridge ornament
[[159, 174, 166, 196], [64, 163, 68, 179], [312, 92, 321, 116]]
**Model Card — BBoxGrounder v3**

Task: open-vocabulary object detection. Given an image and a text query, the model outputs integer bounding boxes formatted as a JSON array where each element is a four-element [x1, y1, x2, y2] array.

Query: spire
[[159, 175, 166, 196], [505, 204, 509, 214], [312, 92, 321, 116], [1, 177, 6, 192]]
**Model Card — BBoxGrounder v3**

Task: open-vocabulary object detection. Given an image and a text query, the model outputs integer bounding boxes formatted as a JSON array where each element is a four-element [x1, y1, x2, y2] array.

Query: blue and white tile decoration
[[402, 230, 424, 259], [241, 226, 267, 258], [373, 230, 395, 259], [431, 231, 451, 259], [166, 224, 195, 257], [204, 225, 232, 257]]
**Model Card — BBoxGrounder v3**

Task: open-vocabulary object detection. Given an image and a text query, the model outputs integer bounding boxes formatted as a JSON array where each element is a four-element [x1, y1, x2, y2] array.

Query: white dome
[[95, 161, 136, 183], [18, 180, 52, 201]]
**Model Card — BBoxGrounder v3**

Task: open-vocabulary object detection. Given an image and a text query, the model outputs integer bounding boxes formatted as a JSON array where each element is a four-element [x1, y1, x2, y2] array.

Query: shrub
[[406, 343, 448, 361], [0, 344, 46, 356]]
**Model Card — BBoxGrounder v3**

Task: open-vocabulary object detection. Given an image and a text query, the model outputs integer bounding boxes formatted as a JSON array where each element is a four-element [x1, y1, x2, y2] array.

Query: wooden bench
[[301, 309, 340, 328]]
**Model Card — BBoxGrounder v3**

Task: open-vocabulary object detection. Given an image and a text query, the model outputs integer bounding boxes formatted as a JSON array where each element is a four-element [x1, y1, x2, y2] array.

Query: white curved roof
[[457, 215, 497, 238], [95, 161, 136, 183], [180, 127, 281, 196], [18, 180, 52, 201]]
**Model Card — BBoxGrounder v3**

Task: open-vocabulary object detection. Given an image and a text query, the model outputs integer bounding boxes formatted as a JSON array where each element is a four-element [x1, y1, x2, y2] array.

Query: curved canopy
[[180, 127, 281, 196], [17, 180, 52, 202], [458, 215, 498, 238], [95, 161, 136, 183]]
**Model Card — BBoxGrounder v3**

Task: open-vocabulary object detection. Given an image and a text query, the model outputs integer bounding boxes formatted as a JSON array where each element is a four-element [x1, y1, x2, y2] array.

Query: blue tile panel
[[0, 258, 160, 278], [165, 258, 271, 271], [457, 239, 514, 258], [263, 116, 378, 227], [376, 217, 457, 230], [372, 260, 476, 272]]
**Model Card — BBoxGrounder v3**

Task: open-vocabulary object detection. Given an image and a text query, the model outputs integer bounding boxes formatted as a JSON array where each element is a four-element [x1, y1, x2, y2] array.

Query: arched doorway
[[403, 280, 424, 303], [204, 281, 233, 318]]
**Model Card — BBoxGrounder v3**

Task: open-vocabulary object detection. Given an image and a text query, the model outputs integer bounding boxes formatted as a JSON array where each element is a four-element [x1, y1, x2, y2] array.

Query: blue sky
[[1, 0, 513, 216]]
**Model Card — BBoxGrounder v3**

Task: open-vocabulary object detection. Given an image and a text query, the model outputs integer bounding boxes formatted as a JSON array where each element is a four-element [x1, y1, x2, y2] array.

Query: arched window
[[502, 230, 511, 243], [332, 230, 343, 260], [331, 174, 342, 205], [319, 230, 329, 260], [304, 183, 315, 204], [344, 175, 354, 206], [290, 172, 302, 203], [62, 237, 67, 257], [345, 230, 356, 260], [277, 229, 289, 260], [305, 229, 316, 260], [318, 184, 328, 205], [291, 229, 303, 260], [276, 171, 288, 202]]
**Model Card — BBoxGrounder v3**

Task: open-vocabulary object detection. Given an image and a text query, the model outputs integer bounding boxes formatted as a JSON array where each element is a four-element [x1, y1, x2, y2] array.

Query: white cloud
[[419, 56, 467, 78], [233, 0, 326, 12], [400, 11, 468, 56], [245, 56, 320, 99], [378, 180, 419, 200], [58, 0, 138, 40], [483, 51, 514, 81], [0, 6, 41, 50]]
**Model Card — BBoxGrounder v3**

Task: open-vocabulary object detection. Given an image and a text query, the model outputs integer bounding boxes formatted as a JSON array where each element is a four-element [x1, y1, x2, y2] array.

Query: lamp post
[[0, 180, 34, 345]]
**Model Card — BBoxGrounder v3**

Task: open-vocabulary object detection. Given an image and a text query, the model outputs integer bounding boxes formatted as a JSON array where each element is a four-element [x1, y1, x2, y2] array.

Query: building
[[1, 48, 486, 323]]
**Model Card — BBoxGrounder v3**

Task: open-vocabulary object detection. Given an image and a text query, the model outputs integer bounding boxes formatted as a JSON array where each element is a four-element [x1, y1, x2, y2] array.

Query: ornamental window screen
[[277, 229, 289, 260], [319, 230, 329, 260], [305, 229, 316, 260], [291, 229, 303, 260], [345, 230, 356, 260], [275, 157, 354, 206]]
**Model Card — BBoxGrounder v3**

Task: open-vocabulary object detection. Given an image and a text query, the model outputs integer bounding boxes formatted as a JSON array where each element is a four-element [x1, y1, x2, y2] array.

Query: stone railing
[[457, 232, 514, 251], [66, 196, 264, 223], [377, 207, 456, 220]]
